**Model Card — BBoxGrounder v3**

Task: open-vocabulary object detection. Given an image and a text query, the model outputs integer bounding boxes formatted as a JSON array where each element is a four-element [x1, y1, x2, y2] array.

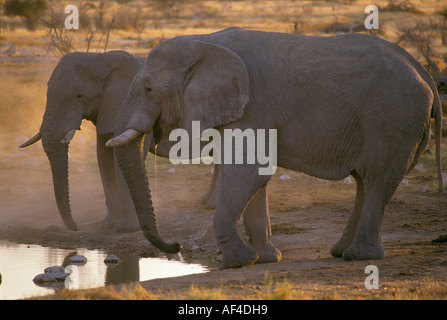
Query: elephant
[[19, 50, 220, 232], [107, 27, 444, 269], [19, 50, 145, 231]]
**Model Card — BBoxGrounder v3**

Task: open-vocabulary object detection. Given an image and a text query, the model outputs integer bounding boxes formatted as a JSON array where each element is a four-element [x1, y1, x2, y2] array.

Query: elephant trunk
[[114, 134, 181, 254], [42, 140, 77, 231]]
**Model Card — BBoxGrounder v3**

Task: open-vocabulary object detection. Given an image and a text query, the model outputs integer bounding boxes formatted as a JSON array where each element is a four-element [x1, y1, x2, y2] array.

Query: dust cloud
[[0, 54, 207, 235], [0, 53, 106, 232]]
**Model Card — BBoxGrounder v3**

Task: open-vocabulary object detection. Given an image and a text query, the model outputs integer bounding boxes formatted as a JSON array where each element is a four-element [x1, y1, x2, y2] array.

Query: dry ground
[[1, 0, 447, 299]]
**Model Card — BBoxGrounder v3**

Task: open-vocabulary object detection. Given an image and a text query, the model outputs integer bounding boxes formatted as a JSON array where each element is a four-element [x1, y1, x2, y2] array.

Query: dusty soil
[[1, 143, 446, 299]]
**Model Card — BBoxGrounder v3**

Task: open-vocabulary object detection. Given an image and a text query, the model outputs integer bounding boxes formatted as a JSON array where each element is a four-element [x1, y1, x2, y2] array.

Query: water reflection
[[105, 253, 139, 285], [0, 241, 209, 299]]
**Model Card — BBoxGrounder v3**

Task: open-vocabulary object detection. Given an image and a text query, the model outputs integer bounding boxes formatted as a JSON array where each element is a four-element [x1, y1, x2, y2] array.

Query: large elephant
[[107, 28, 444, 268]]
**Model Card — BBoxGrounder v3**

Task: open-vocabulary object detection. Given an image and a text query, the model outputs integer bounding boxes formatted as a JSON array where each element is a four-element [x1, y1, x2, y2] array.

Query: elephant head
[[19, 51, 142, 231], [107, 38, 250, 253]]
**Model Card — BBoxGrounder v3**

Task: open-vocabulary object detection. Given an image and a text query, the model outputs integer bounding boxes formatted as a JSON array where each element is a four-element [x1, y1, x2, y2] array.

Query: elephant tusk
[[106, 129, 142, 147], [60, 129, 77, 144], [19, 132, 42, 148]]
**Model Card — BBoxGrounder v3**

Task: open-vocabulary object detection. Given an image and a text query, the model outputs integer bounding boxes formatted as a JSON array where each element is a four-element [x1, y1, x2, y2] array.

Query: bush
[[4, 0, 48, 31], [381, 0, 422, 14]]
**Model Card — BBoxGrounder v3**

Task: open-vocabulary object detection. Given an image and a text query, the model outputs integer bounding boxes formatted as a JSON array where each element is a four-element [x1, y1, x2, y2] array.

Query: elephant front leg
[[213, 165, 272, 269], [200, 164, 220, 209], [97, 134, 121, 229], [112, 157, 140, 232], [214, 208, 258, 269], [243, 185, 281, 264]]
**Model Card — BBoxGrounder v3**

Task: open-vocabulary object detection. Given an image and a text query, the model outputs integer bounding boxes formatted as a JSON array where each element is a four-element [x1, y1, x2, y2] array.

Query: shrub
[[3, 0, 48, 31]]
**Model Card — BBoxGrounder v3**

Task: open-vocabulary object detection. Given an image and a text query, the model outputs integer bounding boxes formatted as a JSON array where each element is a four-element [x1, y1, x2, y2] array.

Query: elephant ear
[[180, 40, 250, 133], [96, 52, 142, 134]]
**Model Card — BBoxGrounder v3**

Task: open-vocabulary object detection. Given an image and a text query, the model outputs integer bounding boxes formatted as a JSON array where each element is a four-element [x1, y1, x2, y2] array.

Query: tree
[[4, 0, 48, 31], [0, 0, 4, 39], [396, 19, 441, 72], [437, 7, 447, 46]]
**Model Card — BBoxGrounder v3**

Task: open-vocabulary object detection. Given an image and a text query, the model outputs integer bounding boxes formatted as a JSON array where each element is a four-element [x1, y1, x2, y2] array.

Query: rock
[[68, 254, 87, 264], [104, 254, 121, 264], [4, 44, 16, 56], [280, 174, 291, 180], [44, 266, 65, 274], [44, 266, 69, 280], [414, 163, 425, 173], [166, 168, 176, 173], [401, 179, 409, 185], [33, 273, 56, 283], [432, 234, 447, 244], [343, 176, 353, 184]]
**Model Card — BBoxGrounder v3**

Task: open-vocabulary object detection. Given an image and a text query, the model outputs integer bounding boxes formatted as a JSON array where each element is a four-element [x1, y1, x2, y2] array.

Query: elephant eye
[[146, 87, 152, 93], [76, 93, 83, 99]]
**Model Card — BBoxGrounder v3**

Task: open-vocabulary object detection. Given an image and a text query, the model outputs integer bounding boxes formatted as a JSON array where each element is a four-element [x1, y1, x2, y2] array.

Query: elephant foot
[[330, 238, 353, 258], [100, 213, 119, 229], [255, 244, 282, 264], [342, 241, 385, 261], [220, 242, 258, 269], [114, 215, 140, 232], [205, 199, 217, 209], [201, 192, 217, 209]]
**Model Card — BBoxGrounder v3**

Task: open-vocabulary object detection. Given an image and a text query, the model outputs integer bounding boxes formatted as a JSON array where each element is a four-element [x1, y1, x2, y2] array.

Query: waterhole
[[0, 240, 209, 299]]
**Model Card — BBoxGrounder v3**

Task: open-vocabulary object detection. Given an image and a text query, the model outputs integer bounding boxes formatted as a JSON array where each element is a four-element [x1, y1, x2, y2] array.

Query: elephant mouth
[[153, 116, 162, 145]]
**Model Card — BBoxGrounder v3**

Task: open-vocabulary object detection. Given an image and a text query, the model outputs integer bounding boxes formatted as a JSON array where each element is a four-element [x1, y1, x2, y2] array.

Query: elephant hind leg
[[341, 183, 389, 260], [341, 150, 408, 260], [243, 185, 282, 264], [339, 131, 423, 260], [330, 173, 364, 258]]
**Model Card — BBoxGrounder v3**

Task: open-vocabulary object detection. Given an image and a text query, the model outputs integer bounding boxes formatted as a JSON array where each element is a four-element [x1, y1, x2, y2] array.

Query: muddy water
[[0, 240, 209, 299]]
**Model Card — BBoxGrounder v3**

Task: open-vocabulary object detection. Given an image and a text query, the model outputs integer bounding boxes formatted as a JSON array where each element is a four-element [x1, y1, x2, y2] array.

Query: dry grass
[[32, 274, 447, 300]]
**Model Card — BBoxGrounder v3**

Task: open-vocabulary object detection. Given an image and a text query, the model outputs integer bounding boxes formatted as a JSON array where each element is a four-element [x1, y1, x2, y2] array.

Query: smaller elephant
[[20, 51, 144, 231], [20, 51, 219, 232]]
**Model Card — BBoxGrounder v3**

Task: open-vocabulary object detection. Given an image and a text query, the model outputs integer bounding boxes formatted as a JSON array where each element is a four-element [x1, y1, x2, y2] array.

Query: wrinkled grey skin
[[108, 28, 444, 268], [20, 51, 219, 232]]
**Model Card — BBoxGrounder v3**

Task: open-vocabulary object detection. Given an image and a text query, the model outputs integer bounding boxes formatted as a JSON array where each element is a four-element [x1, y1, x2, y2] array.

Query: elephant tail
[[432, 90, 444, 193]]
